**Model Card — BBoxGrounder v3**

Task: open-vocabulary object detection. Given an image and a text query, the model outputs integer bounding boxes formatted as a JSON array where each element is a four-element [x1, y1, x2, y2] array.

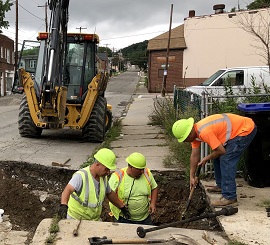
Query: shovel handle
[[88, 237, 167, 245], [137, 206, 238, 238], [181, 165, 202, 218]]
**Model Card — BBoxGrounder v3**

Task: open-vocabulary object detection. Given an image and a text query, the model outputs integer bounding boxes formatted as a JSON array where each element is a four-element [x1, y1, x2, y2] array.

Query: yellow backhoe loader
[[12, 0, 112, 142]]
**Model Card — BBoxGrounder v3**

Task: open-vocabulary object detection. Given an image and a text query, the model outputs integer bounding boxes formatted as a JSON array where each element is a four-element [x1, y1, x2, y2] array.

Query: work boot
[[206, 186, 221, 194], [211, 197, 238, 208]]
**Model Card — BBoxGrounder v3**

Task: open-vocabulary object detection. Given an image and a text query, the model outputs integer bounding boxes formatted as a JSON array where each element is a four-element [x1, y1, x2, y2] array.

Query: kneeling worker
[[109, 152, 158, 225], [58, 148, 130, 220]]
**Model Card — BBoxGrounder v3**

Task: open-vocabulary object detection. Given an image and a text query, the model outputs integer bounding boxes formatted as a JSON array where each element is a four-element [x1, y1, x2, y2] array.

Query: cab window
[[213, 70, 244, 86]]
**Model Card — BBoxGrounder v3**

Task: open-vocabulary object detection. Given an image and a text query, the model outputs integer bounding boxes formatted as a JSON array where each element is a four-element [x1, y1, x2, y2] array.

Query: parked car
[[185, 66, 270, 96]]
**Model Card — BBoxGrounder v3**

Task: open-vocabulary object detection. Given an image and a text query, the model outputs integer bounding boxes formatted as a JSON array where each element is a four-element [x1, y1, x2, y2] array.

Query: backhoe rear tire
[[18, 95, 43, 138], [82, 96, 107, 142]]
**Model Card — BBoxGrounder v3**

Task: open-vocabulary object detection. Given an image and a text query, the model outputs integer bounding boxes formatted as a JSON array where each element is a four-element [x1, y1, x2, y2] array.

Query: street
[[0, 70, 139, 169]]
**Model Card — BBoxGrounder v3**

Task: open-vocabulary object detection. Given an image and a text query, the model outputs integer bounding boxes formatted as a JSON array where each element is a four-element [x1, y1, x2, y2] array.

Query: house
[[147, 4, 269, 92], [147, 25, 186, 93], [97, 52, 109, 73], [0, 34, 14, 96]]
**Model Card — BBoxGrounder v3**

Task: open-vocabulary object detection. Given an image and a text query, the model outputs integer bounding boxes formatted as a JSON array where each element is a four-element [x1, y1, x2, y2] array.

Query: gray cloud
[[3, 0, 252, 49]]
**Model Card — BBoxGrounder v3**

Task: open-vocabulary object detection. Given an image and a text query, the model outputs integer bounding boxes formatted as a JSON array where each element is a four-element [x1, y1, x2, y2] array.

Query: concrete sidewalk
[[111, 92, 174, 171]]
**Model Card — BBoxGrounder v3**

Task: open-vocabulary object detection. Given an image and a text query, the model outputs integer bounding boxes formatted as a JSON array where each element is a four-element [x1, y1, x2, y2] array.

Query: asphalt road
[[0, 70, 139, 169]]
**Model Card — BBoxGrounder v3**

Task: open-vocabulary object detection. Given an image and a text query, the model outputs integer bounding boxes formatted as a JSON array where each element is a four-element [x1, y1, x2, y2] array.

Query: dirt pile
[[0, 161, 221, 243]]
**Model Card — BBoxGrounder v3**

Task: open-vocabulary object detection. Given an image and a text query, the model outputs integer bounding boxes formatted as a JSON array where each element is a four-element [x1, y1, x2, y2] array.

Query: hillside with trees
[[121, 40, 148, 70]]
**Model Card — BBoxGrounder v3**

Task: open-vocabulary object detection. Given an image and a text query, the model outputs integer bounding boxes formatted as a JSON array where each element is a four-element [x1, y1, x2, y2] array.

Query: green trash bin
[[238, 102, 270, 188]]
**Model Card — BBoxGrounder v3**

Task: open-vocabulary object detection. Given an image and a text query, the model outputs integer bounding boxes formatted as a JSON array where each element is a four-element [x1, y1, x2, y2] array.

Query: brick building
[[0, 34, 14, 96], [147, 25, 186, 93]]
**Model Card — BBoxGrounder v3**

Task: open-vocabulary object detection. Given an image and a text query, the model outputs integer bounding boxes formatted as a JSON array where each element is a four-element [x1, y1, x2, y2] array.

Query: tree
[[121, 40, 148, 70], [0, 0, 13, 33], [235, 9, 270, 68], [247, 0, 270, 9], [98, 46, 112, 57]]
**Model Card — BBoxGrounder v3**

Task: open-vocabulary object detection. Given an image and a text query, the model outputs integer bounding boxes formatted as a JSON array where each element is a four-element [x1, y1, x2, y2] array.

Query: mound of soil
[[0, 161, 221, 243]]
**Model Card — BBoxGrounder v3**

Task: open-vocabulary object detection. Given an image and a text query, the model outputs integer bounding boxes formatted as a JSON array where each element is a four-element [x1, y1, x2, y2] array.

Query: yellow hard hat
[[94, 148, 116, 170], [172, 118, 194, 142], [126, 152, 146, 169]]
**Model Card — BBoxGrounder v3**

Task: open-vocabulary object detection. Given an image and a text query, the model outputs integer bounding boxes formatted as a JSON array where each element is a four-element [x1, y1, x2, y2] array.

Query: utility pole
[[38, 2, 48, 32], [76, 27, 87, 33], [15, 0, 18, 69], [161, 4, 173, 97]]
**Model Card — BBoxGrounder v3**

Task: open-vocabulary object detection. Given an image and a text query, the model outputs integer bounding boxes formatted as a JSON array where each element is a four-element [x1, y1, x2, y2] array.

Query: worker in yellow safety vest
[[58, 148, 130, 220], [109, 152, 158, 225]]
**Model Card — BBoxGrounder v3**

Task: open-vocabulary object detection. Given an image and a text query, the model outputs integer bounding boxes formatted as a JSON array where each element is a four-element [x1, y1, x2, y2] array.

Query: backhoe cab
[[12, 32, 112, 142]]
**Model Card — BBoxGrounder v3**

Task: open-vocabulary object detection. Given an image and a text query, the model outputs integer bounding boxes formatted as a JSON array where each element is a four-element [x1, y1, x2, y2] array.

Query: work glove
[[58, 204, 68, 219], [120, 206, 131, 220]]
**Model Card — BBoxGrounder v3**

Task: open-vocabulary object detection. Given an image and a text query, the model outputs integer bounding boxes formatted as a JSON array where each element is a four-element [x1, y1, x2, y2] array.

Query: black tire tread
[[82, 96, 107, 142], [18, 95, 42, 137]]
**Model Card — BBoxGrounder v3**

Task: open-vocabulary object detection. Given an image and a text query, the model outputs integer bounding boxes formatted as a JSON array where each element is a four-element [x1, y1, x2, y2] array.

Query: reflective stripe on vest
[[114, 168, 152, 190], [71, 168, 105, 208], [197, 113, 232, 145]]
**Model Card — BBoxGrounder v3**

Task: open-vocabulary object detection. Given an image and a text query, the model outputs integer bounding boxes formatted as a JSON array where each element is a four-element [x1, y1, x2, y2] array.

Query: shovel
[[88, 236, 169, 245], [137, 206, 238, 238], [52, 158, 71, 167], [181, 165, 201, 220]]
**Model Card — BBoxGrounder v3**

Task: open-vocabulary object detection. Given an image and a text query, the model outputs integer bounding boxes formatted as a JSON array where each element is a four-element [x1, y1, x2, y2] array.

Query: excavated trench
[[0, 161, 222, 242]]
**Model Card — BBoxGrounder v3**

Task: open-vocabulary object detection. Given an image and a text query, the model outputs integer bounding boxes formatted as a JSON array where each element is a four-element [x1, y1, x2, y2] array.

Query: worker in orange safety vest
[[172, 113, 257, 208]]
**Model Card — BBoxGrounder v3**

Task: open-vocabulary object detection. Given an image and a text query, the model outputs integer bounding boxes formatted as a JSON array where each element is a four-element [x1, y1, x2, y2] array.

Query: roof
[[147, 24, 186, 51]]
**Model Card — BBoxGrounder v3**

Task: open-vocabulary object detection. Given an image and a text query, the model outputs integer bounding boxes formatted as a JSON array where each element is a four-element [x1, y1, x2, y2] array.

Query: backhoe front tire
[[18, 95, 42, 138], [82, 96, 107, 142]]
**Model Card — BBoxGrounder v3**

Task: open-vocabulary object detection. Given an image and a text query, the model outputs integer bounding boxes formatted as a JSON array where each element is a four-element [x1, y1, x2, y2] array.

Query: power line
[[18, 3, 43, 21]]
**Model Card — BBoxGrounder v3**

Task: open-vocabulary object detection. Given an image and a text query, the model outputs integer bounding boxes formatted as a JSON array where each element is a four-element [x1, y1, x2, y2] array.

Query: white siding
[[183, 9, 269, 80]]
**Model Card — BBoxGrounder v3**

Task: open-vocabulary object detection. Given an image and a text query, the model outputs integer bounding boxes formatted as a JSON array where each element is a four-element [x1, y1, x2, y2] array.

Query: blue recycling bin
[[238, 102, 270, 188]]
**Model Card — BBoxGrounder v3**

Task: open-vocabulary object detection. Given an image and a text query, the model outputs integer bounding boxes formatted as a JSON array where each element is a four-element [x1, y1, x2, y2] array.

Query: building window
[[158, 69, 164, 78], [6, 49, 10, 63], [30, 60, 36, 69], [1, 47, 3, 58]]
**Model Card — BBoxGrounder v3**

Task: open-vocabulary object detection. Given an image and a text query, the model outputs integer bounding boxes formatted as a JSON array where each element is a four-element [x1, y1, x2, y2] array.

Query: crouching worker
[[109, 152, 158, 225], [58, 148, 130, 220]]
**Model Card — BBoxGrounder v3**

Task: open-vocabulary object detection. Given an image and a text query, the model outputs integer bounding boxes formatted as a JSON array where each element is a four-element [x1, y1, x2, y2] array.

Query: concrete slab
[[111, 138, 167, 148], [201, 178, 270, 245], [31, 219, 229, 245], [113, 146, 170, 158], [121, 125, 163, 135], [122, 97, 154, 125]]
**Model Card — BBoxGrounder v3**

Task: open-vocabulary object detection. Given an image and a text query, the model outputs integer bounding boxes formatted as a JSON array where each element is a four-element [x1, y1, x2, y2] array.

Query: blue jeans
[[213, 126, 257, 200], [114, 215, 153, 225]]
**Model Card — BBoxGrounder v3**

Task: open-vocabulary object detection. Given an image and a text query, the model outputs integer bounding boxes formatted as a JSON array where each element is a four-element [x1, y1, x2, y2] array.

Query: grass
[[45, 215, 60, 244], [148, 95, 199, 177]]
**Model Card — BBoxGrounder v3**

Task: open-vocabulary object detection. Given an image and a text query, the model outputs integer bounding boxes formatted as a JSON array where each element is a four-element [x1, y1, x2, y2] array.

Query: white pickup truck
[[185, 66, 270, 96]]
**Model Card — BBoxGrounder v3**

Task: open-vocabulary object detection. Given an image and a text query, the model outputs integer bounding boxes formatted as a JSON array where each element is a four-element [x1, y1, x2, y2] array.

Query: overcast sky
[[3, 0, 253, 50]]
